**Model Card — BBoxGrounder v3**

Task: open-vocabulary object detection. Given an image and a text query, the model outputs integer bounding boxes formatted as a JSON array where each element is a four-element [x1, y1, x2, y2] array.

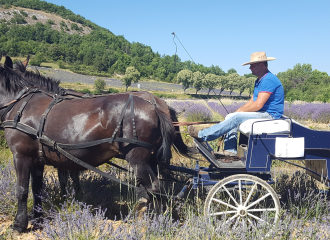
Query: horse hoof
[[134, 198, 148, 218]]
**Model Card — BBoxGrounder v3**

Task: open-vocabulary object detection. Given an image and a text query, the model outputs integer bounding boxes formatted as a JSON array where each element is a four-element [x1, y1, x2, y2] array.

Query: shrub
[[57, 60, 66, 69], [94, 78, 106, 92], [0, 132, 7, 148], [0, 161, 18, 216], [19, 10, 28, 17], [184, 104, 213, 122], [208, 101, 245, 117], [108, 87, 119, 93], [29, 59, 42, 66], [80, 89, 91, 94], [10, 14, 26, 24], [35, 199, 111, 240], [71, 23, 82, 31], [47, 19, 55, 25], [32, 15, 37, 20]]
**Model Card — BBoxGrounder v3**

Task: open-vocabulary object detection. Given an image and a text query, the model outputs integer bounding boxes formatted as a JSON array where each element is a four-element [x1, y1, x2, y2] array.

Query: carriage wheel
[[204, 174, 280, 229]]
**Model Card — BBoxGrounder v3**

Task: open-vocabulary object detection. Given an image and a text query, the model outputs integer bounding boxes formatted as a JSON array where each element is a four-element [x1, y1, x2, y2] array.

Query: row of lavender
[[167, 100, 330, 123], [0, 161, 329, 239]]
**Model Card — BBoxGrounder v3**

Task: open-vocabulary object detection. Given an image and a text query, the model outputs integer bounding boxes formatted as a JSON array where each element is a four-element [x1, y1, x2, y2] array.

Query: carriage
[[170, 117, 330, 227], [0, 55, 329, 233]]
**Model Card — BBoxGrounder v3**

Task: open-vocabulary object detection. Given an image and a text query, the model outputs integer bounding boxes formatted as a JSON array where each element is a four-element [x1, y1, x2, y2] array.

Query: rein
[[172, 121, 220, 126]]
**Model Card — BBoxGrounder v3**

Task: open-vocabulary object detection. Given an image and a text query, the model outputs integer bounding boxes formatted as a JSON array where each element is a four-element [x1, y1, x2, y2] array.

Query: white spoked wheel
[[204, 174, 280, 229]]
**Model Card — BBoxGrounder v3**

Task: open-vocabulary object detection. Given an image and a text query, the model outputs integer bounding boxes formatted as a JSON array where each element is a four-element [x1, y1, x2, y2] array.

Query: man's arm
[[236, 95, 254, 112], [236, 92, 271, 112]]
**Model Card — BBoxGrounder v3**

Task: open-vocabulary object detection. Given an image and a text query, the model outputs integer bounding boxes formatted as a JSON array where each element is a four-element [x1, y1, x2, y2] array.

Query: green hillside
[[1, 0, 330, 102], [0, 0, 227, 83]]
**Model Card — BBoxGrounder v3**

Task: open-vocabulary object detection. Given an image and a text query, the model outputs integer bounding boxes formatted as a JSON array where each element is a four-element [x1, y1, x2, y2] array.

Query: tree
[[203, 73, 220, 95], [177, 69, 193, 93], [218, 75, 228, 95], [30, 52, 46, 66], [227, 68, 237, 74], [94, 78, 106, 93], [277, 63, 312, 90], [291, 63, 312, 85], [306, 70, 330, 85], [237, 76, 248, 96], [192, 71, 204, 94], [226, 73, 240, 95], [246, 77, 255, 97], [121, 66, 140, 92]]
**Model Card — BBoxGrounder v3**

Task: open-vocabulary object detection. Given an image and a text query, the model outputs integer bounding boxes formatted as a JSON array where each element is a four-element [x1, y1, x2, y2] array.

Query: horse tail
[[169, 107, 197, 158], [154, 107, 176, 165]]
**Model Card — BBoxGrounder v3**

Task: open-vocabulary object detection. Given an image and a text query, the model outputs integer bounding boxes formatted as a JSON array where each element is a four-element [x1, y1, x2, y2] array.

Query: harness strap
[[110, 94, 133, 143], [13, 93, 35, 127], [131, 95, 138, 141], [37, 97, 63, 138], [40, 139, 175, 198], [40, 134, 154, 150], [0, 101, 17, 123], [0, 87, 38, 122], [1, 121, 38, 136]]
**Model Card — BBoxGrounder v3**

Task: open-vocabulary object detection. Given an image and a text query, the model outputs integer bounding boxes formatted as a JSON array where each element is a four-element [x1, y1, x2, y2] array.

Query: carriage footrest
[[193, 139, 245, 169]]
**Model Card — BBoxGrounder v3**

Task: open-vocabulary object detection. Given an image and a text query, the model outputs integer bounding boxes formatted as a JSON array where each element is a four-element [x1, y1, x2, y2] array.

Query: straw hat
[[242, 52, 276, 66]]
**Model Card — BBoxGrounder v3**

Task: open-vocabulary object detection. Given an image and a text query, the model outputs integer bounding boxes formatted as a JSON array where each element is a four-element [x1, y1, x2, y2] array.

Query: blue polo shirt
[[253, 71, 284, 119]]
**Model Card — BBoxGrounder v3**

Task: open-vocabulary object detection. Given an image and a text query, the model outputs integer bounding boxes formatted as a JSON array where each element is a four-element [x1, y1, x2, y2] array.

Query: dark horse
[[0, 55, 193, 233]]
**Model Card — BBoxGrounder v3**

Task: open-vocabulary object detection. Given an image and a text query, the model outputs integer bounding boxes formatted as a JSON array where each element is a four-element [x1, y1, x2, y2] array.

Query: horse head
[[4, 56, 64, 95]]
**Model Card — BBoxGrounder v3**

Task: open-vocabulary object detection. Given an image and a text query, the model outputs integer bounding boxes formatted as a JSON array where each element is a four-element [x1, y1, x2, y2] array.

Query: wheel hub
[[237, 206, 247, 217]]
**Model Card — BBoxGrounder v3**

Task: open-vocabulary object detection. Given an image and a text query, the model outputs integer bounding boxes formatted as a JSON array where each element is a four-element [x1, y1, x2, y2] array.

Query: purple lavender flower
[[167, 101, 195, 114], [0, 161, 18, 217], [208, 101, 245, 117], [183, 103, 213, 122], [284, 102, 330, 123]]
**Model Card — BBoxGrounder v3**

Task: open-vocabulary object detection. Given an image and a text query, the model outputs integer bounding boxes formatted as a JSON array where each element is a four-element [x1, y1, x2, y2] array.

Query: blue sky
[[46, 0, 330, 76]]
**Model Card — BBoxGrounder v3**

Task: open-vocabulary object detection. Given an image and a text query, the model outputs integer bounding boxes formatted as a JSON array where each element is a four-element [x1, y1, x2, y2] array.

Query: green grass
[[40, 62, 60, 69]]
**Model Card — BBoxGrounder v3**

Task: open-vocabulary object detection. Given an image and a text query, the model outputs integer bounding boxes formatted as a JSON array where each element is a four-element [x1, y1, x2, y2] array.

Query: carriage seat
[[238, 118, 291, 136]]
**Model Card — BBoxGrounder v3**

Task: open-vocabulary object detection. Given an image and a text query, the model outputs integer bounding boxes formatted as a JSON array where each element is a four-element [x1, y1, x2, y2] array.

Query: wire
[[212, 89, 230, 115], [172, 33, 177, 73], [172, 32, 195, 64]]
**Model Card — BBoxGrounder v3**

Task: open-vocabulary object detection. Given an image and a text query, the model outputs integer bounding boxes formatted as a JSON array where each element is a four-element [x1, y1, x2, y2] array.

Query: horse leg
[[126, 148, 162, 215], [30, 164, 44, 228], [12, 156, 32, 233], [58, 168, 69, 198], [69, 171, 81, 195]]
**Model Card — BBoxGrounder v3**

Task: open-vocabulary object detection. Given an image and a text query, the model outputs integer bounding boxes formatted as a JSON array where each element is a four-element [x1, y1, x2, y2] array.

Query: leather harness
[[0, 89, 169, 195]]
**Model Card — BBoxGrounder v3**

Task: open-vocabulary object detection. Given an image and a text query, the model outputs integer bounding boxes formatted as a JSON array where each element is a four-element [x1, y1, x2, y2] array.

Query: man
[[188, 51, 284, 156]]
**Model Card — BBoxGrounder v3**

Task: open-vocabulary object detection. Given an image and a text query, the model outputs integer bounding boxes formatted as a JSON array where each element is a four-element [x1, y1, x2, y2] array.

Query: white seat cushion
[[239, 119, 290, 135]]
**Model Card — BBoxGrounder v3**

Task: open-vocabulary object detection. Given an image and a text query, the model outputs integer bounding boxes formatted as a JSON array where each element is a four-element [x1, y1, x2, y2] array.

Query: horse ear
[[22, 55, 30, 68], [4, 56, 13, 69]]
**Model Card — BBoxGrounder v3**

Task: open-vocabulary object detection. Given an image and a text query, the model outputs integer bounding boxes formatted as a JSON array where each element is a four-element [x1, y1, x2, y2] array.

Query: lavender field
[[167, 99, 330, 125], [1, 99, 330, 239], [0, 159, 329, 239]]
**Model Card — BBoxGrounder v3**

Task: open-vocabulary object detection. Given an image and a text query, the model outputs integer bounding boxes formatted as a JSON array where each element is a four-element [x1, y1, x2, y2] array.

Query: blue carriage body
[[189, 118, 330, 187]]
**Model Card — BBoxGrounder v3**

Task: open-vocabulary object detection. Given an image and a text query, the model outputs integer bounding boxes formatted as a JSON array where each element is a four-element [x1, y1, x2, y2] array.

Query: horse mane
[[0, 65, 34, 93], [14, 61, 64, 95]]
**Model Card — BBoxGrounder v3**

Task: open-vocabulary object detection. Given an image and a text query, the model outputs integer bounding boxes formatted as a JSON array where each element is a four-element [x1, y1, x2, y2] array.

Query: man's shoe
[[188, 125, 200, 138]]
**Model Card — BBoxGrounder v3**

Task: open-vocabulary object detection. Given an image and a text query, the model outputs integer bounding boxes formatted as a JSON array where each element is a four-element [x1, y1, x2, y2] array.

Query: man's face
[[249, 62, 263, 76]]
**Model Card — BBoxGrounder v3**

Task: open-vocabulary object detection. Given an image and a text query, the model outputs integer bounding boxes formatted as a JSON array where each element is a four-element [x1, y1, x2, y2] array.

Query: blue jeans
[[198, 111, 273, 154]]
